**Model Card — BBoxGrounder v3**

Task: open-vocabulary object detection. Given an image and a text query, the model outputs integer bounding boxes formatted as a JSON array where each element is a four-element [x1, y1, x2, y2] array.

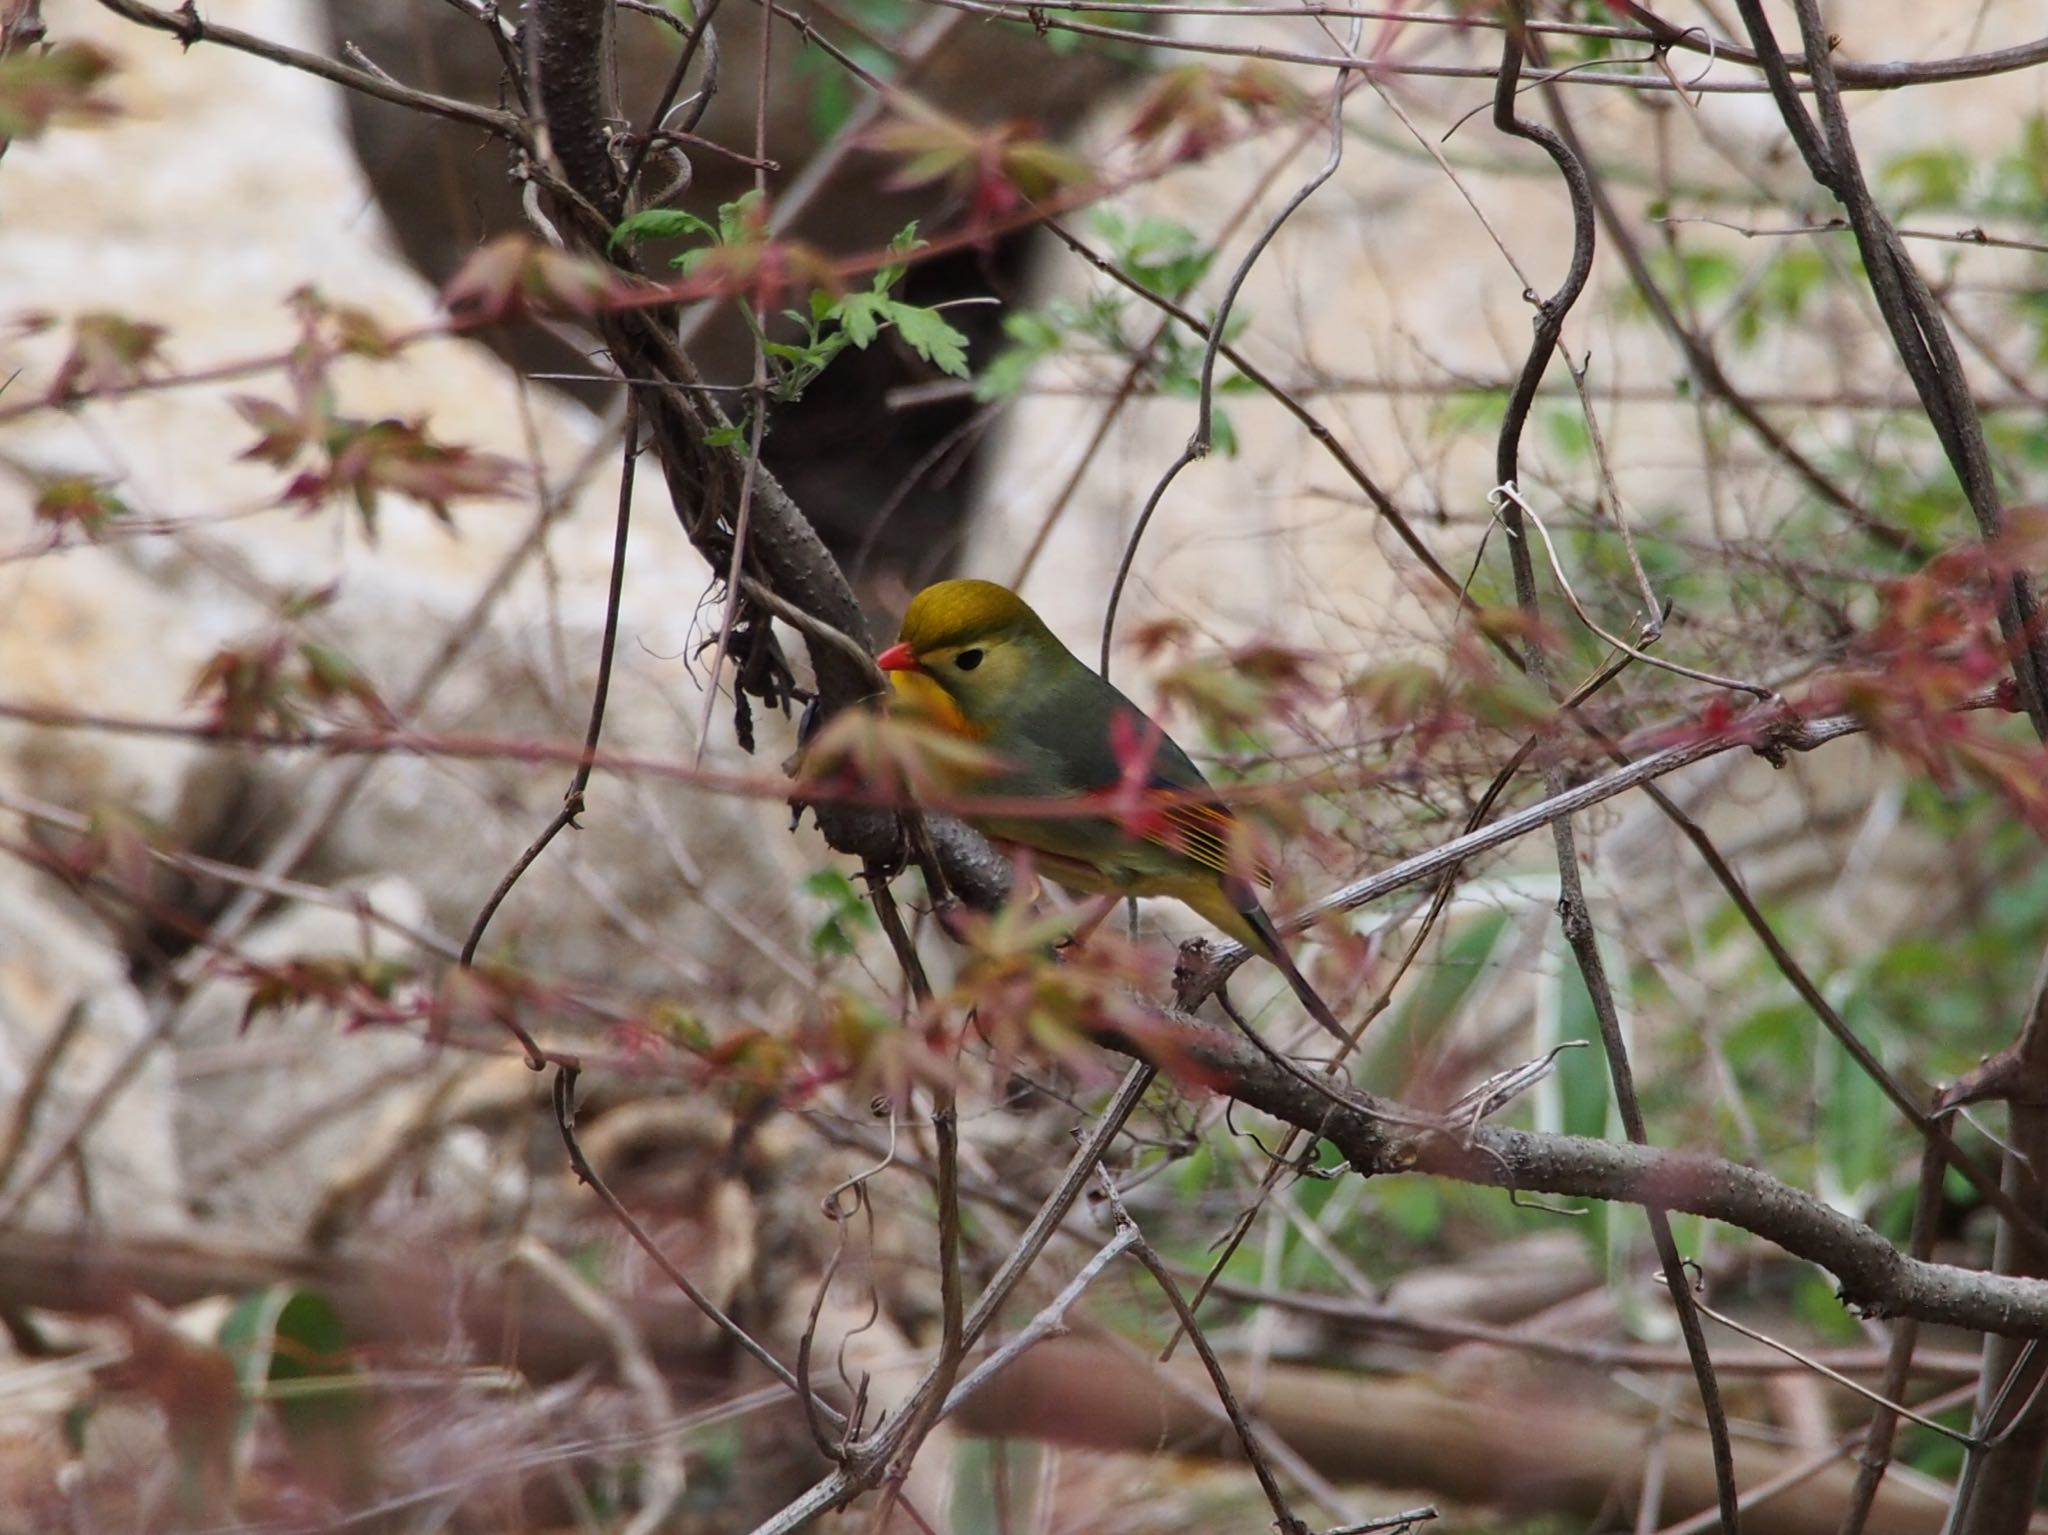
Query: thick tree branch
[[957, 1337, 1952, 1535], [1122, 1019, 2048, 1340]]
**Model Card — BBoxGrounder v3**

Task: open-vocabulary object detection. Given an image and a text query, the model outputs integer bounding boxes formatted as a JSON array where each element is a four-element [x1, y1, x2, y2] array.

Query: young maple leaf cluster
[[1124, 62, 1310, 164], [870, 113, 1091, 233], [187, 588, 395, 738], [1801, 525, 2048, 827], [35, 308, 168, 402], [230, 289, 518, 536]]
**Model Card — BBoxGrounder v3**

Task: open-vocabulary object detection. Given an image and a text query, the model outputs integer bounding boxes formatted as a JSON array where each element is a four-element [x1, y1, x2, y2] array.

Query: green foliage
[[1542, 407, 1590, 463], [972, 209, 1248, 453], [1637, 245, 1743, 310], [780, 0, 909, 138], [621, 211, 971, 404], [1785, 1273, 1857, 1342], [1985, 113, 2048, 217], [1095, 209, 1216, 297], [1374, 1175, 1447, 1243], [1429, 387, 1509, 438], [1611, 239, 1838, 354], [802, 867, 877, 957], [219, 1287, 372, 1494], [1732, 243, 1830, 348], [1361, 911, 1512, 1095], [1844, 786, 2048, 1081], [2010, 289, 2048, 365], [951, 1440, 1044, 1535], [975, 308, 1065, 400], [680, 1422, 744, 1512], [1549, 955, 1615, 1145], [1878, 145, 1974, 212], [30, 471, 128, 537], [607, 206, 718, 250]]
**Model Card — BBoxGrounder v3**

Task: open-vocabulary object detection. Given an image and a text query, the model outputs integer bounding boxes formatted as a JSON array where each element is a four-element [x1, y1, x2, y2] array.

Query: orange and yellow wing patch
[[1142, 793, 1275, 889]]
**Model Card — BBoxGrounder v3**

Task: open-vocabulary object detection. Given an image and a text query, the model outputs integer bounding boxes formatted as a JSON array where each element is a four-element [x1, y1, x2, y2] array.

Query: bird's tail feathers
[[1229, 886, 1349, 1046]]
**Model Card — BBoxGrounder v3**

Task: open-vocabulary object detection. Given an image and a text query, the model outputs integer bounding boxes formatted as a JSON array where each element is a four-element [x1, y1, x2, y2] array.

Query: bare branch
[[93, 0, 524, 138]]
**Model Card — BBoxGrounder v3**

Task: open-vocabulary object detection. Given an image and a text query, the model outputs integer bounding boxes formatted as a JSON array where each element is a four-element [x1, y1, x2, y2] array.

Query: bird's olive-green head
[[877, 579, 1075, 733]]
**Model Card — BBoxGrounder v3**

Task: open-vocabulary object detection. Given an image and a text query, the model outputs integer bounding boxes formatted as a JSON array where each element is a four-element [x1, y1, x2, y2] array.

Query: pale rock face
[[173, 875, 440, 1235], [0, 869, 179, 1231], [0, 2, 819, 1238], [977, 4, 2047, 651]]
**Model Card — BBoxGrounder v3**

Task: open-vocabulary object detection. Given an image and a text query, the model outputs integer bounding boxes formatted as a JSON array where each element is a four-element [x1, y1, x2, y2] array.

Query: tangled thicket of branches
[[7, 0, 2048, 1532]]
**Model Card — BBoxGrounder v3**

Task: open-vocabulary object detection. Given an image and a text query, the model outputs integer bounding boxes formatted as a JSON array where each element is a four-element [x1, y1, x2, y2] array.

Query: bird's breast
[[886, 670, 988, 741]]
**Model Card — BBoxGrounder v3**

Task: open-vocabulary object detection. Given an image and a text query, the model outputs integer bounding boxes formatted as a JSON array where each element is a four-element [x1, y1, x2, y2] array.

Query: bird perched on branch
[[876, 579, 1347, 1043]]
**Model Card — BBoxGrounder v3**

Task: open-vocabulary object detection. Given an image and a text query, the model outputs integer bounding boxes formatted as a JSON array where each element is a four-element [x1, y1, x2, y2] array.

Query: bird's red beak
[[875, 642, 920, 673]]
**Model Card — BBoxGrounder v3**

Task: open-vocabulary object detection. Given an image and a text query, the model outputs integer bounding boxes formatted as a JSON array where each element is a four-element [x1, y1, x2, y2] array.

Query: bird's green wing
[[1006, 663, 1273, 888]]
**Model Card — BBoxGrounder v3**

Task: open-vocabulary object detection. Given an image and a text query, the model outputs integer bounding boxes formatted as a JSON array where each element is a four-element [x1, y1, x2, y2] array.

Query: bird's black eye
[[954, 648, 984, 672]]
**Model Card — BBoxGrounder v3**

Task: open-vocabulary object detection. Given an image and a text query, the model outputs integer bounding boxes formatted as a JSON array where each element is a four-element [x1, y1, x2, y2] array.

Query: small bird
[[876, 579, 1347, 1043]]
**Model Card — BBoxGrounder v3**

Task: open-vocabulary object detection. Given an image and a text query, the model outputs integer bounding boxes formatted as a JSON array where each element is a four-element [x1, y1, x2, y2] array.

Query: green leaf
[[1553, 962, 1612, 1144], [973, 309, 1063, 401], [609, 207, 716, 250], [1544, 408, 1590, 462], [1431, 388, 1509, 438], [1879, 146, 1972, 211], [1791, 1271, 1863, 1342], [887, 302, 971, 378], [951, 1440, 1044, 1535], [717, 189, 766, 245], [839, 290, 889, 350], [1207, 404, 1238, 458], [0, 42, 117, 141], [218, 1286, 371, 1493], [1375, 1176, 1444, 1241], [873, 221, 925, 294], [803, 868, 876, 957]]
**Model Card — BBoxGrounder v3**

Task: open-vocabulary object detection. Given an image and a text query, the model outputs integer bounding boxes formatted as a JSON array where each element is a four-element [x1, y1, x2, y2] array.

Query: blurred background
[[2, 0, 2047, 1530]]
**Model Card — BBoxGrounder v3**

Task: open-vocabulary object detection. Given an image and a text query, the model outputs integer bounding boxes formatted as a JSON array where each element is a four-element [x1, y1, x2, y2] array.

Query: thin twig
[[92, 0, 525, 138], [1729, 0, 2048, 739], [861, 875, 967, 1519], [1164, 647, 1637, 1358], [881, 0, 2048, 95], [1838, 1143, 1946, 1535], [0, 1002, 88, 1206], [620, 0, 723, 199], [459, 398, 642, 1018], [1097, 1170, 1310, 1535], [1689, 1291, 1972, 1445], [551, 1064, 846, 1425], [1489, 481, 1776, 700], [1100, 16, 1362, 677], [940, 1225, 1141, 1414], [1487, 14, 1740, 1528], [515, 1237, 686, 1535]]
